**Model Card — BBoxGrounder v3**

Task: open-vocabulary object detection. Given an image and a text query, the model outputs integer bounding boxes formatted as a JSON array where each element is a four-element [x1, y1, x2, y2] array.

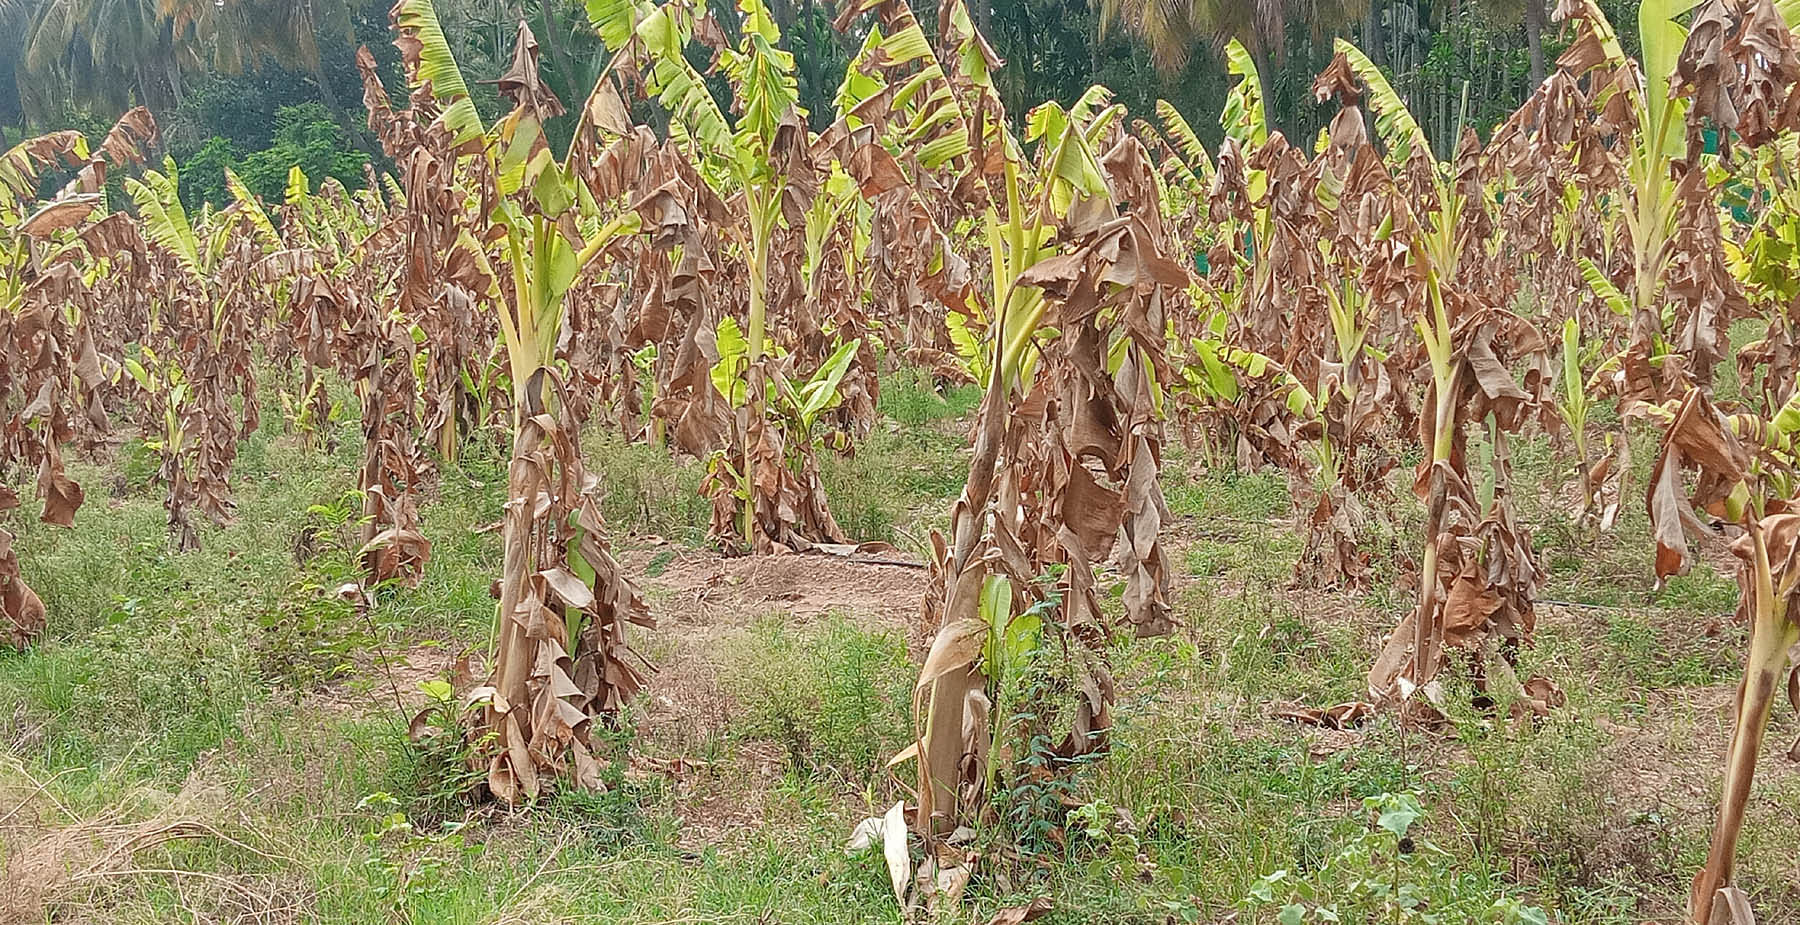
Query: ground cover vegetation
[[0, 1, 1798, 924]]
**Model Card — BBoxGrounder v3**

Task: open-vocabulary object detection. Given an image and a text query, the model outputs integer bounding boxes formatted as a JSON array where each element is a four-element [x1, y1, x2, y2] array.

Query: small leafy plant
[[1244, 792, 1551, 925], [401, 678, 487, 822], [254, 491, 369, 690], [357, 790, 480, 917]]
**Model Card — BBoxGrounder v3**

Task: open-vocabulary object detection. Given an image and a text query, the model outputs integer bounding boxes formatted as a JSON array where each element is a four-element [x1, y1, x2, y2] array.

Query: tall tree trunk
[[1248, 38, 1285, 141], [166, 59, 184, 108], [766, 0, 796, 33], [1366, 0, 1385, 66], [969, 0, 991, 38], [315, 67, 349, 125], [1091, 22, 1102, 82], [1524, 0, 1546, 88]]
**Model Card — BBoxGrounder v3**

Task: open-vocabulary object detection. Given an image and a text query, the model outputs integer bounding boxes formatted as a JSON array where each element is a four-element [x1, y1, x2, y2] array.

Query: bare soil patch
[[614, 546, 926, 844], [628, 546, 925, 631]]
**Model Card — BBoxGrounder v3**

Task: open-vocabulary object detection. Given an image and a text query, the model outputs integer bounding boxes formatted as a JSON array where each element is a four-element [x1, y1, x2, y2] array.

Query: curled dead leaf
[[1273, 700, 1375, 730], [985, 896, 1054, 925]]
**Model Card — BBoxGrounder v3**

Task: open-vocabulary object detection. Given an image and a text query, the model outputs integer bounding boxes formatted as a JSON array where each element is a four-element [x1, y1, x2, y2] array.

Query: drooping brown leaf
[[1274, 700, 1375, 730], [36, 443, 83, 528], [0, 530, 45, 650], [497, 22, 567, 119], [1647, 391, 1749, 582]]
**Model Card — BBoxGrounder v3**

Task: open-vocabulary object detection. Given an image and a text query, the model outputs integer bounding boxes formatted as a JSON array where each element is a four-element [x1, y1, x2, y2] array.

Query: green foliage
[[0, 603, 255, 773], [818, 418, 970, 546], [546, 751, 659, 849], [356, 790, 481, 916], [386, 679, 487, 824], [210, 104, 369, 208], [727, 614, 915, 785], [582, 430, 712, 545], [255, 491, 371, 691], [177, 136, 240, 213], [876, 365, 982, 427], [171, 104, 369, 212], [1245, 793, 1552, 925], [1164, 465, 1292, 522]]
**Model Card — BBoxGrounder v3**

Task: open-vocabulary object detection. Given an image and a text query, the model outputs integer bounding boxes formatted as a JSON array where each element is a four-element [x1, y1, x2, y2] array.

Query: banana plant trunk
[[358, 354, 386, 558], [1372, 281, 1463, 698], [1410, 367, 1460, 686], [1690, 521, 1799, 923], [736, 201, 777, 548], [492, 411, 539, 716]]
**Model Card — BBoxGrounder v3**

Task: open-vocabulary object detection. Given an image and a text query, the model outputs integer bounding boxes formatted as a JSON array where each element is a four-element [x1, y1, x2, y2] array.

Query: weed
[[387, 679, 486, 824], [583, 430, 711, 544], [357, 790, 482, 918], [1245, 792, 1551, 924], [255, 490, 370, 691], [725, 614, 914, 788], [876, 365, 982, 426]]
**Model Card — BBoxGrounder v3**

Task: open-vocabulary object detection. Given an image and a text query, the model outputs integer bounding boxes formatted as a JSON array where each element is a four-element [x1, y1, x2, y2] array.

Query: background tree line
[[0, 0, 1643, 209]]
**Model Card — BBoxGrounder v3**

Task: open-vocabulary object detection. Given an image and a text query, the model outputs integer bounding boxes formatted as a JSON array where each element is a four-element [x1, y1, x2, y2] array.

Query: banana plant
[[1554, 317, 1628, 529], [0, 132, 87, 318], [1176, 320, 1320, 474], [1657, 6, 1800, 918], [380, 0, 652, 804], [1150, 41, 1292, 468], [703, 317, 858, 546], [834, 0, 1180, 857], [1215, 39, 1274, 322], [594, 0, 865, 552], [124, 158, 273, 548], [0, 109, 157, 643], [715, 327, 862, 449], [1643, 388, 1800, 924], [1722, 135, 1800, 412], [1333, 41, 1555, 709], [1556, 0, 1704, 398]]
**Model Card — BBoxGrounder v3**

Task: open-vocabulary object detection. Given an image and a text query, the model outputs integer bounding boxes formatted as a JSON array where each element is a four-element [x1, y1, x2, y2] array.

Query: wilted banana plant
[[0, 130, 98, 534], [1654, 4, 1800, 919], [0, 111, 156, 644], [1310, 44, 1559, 713], [1477, 4, 1646, 531], [240, 159, 434, 587], [1643, 389, 1800, 924], [594, 0, 867, 553], [123, 159, 269, 549], [378, 0, 653, 802], [1562, 0, 1734, 403], [831, 1, 1177, 868]]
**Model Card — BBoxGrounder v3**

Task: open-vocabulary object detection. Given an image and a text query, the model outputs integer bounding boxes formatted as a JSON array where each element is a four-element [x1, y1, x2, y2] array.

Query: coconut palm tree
[[13, 0, 188, 117], [5, 0, 360, 122], [162, 0, 359, 116], [162, 0, 353, 75], [1096, 0, 1366, 138]]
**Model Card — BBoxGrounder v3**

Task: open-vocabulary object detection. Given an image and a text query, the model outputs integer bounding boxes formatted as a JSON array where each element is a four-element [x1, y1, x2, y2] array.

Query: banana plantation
[[1, 0, 1799, 922]]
